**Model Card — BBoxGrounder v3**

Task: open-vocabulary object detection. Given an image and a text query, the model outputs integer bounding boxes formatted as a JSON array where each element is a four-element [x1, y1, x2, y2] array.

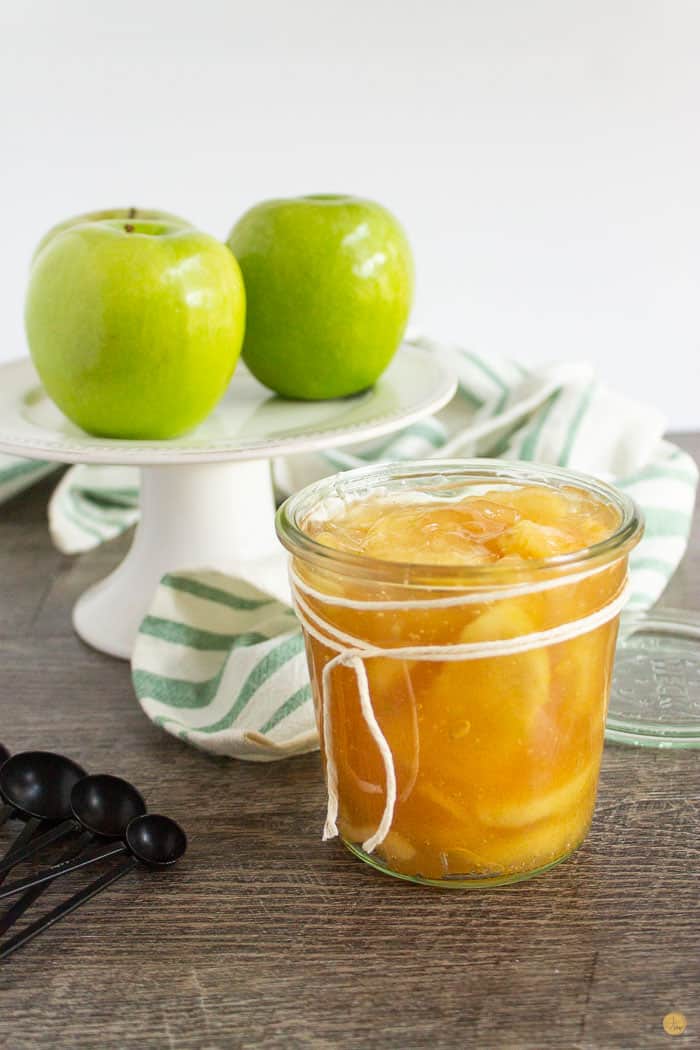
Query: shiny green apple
[[25, 218, 245, 439], [227, 194, 414, 399], [33, 206, 192, 263]]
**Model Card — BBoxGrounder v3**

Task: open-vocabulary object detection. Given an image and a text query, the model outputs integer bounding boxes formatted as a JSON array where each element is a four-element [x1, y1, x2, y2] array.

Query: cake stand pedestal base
[[72, 459, 287, 659]]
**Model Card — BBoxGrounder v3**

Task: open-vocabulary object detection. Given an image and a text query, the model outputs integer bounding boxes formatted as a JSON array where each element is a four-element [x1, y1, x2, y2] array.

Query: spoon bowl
[[0, 751, 87, 881], [71, 775, 146, 839], [125, 814, 188, 867], [0, 751, 86, 821]]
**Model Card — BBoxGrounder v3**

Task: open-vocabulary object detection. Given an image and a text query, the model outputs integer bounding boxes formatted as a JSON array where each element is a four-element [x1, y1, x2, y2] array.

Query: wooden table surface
[[0, 436, 698, 1050]]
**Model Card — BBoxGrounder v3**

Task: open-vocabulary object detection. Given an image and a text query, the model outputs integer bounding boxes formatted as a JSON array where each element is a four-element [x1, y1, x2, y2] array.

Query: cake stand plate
[[0, 345, 456, 659]]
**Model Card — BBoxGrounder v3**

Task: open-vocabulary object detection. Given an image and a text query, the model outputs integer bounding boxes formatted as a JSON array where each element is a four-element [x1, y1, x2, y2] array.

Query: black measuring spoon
[[0, 775, 146, 936], [0, 814, 187, 959], [0, 752, 86, 880], [0, 774, 146, 876]]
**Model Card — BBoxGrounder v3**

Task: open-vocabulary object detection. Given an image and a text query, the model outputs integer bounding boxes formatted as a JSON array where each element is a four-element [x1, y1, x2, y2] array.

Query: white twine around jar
[[289, 561, 628, 855]]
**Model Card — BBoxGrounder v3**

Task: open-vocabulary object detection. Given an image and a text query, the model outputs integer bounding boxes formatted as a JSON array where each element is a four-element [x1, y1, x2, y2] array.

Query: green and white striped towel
[[1, 339, 697, 759], [132, 571, 316, 760]]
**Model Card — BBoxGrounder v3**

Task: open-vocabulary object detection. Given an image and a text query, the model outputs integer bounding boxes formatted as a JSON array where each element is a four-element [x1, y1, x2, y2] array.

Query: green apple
[[33, 206, 192, 263], [25, 218, 245, 439], [227, 194, 414, 399]]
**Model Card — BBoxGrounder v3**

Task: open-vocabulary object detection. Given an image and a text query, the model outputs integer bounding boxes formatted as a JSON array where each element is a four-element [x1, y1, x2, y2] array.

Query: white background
[[1, 0, 698, 427]]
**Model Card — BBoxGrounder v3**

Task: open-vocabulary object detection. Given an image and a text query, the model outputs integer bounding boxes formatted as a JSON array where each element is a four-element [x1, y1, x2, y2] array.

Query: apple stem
[[128, 207, 137, 219]]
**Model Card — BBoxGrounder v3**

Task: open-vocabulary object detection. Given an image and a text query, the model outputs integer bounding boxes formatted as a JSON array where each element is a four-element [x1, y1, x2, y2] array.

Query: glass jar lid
[[606, 608, 700, 748]]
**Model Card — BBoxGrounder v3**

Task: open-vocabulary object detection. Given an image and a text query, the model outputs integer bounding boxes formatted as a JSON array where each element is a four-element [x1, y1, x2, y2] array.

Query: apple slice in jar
[[410, 602, 551, 797], [476, 759, 599, 828], [483, 485, 571, 525], [442, 810, 584, 875], [494, 519, 580, 559]]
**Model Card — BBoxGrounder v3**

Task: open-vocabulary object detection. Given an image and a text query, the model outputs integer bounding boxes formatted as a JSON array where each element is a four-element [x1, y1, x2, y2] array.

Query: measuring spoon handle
[[0, 830, 94, 937], [0, 840, 127, 900], [0, 817, 46, 888], [0, 805, 14, 827], [0, 819, 76, 876], [0, 857, 138, 960]]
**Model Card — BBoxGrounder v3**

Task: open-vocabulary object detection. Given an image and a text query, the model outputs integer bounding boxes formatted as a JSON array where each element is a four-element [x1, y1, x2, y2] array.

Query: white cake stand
[[0, 345, 456, 659]]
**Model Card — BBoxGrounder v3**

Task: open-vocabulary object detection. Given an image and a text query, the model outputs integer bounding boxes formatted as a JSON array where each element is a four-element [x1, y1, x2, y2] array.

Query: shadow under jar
[[277, 460, 643, 888]]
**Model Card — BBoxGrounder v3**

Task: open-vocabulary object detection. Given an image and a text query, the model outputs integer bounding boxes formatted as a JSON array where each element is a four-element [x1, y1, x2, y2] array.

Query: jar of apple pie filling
[[276, 461, 643, 888]]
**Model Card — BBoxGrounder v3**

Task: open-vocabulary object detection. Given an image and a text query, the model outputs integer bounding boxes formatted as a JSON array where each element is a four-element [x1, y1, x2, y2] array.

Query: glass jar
[[276, 460, 643, 888]]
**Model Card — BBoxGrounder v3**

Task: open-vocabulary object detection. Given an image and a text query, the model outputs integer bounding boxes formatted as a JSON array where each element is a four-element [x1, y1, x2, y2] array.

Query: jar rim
[[275, 458, 644, 586]]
